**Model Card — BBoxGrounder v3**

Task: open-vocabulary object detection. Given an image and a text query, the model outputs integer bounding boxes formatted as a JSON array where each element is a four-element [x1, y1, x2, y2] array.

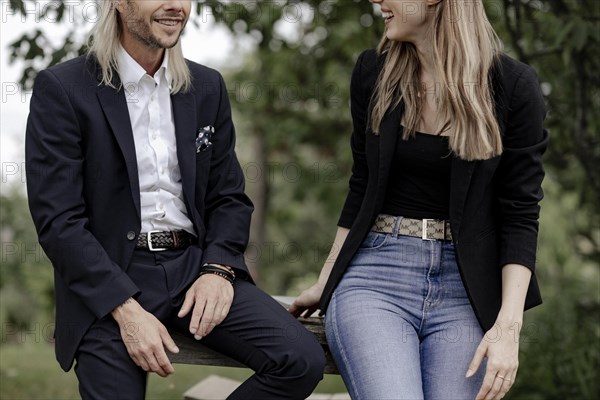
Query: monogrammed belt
[[371, 214, 452, 241], [136, 230, 195, 251]]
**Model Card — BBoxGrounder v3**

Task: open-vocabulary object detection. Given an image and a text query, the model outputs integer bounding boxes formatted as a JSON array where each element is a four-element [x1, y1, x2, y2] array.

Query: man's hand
[[111, 298, 179, 377], [178, 274, 234, 339]]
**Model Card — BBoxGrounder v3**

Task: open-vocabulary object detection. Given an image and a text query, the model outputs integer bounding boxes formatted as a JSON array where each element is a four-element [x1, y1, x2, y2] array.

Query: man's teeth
[[382, 12, 394, 19], [157, 20, 178, 26]]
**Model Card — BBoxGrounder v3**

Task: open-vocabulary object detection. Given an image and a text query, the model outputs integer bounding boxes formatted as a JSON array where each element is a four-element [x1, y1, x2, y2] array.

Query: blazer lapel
[[377, 104, 403, 192], [449, 157, 476, 237], [171, 92, 197, 220], [96, 84, 141, 218], [449, 62, 506, 238]]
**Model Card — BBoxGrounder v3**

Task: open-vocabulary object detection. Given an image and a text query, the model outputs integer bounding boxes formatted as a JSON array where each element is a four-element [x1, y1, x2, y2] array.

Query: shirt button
[[151, 95, 156, 101], [152, 134, 157, 140], [158, 203, 164, 210], [126, 231, 136, 241], [160, 167, 165, 174]]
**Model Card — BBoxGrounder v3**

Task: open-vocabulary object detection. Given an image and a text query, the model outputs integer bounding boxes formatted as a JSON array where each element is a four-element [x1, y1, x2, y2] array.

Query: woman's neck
[[413, 35, 436, 83]]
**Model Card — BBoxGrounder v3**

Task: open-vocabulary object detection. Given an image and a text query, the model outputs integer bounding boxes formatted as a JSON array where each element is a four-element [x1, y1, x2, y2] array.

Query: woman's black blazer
[[319, 49, 549, 331]]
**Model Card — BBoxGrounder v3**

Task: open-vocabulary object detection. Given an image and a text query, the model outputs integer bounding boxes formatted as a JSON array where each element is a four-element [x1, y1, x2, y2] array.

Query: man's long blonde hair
[[371, 0, 503, 161], [87, 0, 191, 93]]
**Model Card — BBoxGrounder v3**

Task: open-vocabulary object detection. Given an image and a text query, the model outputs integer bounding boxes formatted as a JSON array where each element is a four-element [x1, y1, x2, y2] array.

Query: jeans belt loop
[[393, 216, 403, 239]]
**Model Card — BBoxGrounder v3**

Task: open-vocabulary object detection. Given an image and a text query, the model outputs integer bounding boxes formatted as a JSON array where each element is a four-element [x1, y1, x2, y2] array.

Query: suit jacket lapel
[[96, 84, 141, 218], [171, 92, 197, 219]]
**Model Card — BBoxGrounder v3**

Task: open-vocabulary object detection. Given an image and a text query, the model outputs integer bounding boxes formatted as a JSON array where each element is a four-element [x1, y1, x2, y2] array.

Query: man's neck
[[120, 37, 164, 76]]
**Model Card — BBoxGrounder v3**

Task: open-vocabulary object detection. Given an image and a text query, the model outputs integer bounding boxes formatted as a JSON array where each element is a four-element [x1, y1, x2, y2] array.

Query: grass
[[0, 341, 347, 399]]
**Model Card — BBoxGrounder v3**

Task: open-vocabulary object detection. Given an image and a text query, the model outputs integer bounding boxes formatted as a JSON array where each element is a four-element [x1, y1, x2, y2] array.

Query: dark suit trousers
[[74, 247, 325, 399]]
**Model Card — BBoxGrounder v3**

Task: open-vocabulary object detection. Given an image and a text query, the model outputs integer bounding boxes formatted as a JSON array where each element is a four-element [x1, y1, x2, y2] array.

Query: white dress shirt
[[117, 46, 194, 235]]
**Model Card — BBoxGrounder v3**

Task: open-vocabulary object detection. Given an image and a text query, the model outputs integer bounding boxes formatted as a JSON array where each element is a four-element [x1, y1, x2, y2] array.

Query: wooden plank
[[184, 375, 350, 400], [168, 331, 245, 368], [169, 295, 339, 374]]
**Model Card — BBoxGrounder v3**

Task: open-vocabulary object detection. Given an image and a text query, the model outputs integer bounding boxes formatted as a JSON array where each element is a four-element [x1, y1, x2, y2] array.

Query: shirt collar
[[117, 45, 172, 90]]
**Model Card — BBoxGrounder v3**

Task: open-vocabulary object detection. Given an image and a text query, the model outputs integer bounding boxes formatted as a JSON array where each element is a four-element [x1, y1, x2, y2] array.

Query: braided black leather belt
[[371, 214, 452, 241], [136, 230, 195, 251]]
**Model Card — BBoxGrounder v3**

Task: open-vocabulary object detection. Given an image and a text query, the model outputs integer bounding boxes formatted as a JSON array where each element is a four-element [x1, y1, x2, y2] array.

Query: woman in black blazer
[[290, 0, 548, 399]]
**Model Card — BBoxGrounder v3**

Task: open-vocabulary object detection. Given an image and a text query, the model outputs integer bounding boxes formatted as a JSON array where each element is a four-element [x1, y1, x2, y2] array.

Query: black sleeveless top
[[381, 130, 452, 220]]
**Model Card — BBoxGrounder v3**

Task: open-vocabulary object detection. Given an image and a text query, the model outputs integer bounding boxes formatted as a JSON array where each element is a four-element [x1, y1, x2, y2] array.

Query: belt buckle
[[147, 230, 168, 252], [422, 219, 435, 241]]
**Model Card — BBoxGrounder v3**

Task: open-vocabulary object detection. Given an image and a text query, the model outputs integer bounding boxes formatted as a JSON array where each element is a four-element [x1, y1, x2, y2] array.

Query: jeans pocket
[[358, 231, 388, 250]]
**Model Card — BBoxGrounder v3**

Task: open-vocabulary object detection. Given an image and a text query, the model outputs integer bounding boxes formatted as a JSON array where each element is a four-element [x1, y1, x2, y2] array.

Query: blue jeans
[[326, 231, 486, 400]]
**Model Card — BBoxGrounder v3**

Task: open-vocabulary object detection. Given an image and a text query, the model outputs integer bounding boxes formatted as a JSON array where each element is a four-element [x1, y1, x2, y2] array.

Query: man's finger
[[160, 326, 179, 354], [141, 344, 166, 375], [190, 297, 207, 337], [217, 299, 232, 324], [177, 291, 195, 318], [198, 301, 218, 337], [154, 348, 175, 376]]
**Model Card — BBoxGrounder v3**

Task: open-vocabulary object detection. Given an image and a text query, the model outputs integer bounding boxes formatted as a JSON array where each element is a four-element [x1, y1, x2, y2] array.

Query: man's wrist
[[200, 263, 235, 284], [111, 297, 139, 323]]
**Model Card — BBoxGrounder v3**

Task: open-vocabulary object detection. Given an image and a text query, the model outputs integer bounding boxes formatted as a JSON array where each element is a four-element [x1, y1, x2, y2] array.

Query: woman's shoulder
[[353, 48, 384, 78], [492, 53, 540, 93], [350, 48, 383, 97]]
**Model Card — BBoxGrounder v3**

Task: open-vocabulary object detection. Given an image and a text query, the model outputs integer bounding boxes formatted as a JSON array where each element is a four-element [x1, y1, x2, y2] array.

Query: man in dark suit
[[25, 1, 325, 398]]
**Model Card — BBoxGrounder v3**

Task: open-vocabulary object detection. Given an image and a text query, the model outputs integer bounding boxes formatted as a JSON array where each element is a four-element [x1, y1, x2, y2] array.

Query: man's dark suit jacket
[[26, 55, 253, 371], [320, 50, 549, 332]]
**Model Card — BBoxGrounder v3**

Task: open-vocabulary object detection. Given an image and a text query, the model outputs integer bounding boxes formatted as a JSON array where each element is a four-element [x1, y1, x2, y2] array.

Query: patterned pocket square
[[196, 125, 214, 153]]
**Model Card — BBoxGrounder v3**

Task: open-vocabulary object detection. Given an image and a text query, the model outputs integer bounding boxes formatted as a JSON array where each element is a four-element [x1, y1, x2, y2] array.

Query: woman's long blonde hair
[[87, 0, 191, 93], [371, 0, 503, 161]]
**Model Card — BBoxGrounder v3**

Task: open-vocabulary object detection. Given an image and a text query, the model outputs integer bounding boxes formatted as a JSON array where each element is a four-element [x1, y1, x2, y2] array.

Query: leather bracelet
[[200, 264, 235, 284], [199, 270, 234, 285], [202, 263, 236, 280], [201, 267, 235, 283]]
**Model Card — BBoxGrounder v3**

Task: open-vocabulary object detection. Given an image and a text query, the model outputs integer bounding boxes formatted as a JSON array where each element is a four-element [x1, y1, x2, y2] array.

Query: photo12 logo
[[1, 0, 101, 24]]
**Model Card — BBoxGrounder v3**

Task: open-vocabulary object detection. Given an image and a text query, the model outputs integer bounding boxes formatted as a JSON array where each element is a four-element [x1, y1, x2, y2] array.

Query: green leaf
[[572, 21, 588, 51]]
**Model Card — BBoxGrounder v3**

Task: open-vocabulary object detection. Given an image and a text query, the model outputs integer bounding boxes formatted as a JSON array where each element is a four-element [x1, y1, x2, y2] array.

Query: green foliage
[[0, 188, 54, 336]]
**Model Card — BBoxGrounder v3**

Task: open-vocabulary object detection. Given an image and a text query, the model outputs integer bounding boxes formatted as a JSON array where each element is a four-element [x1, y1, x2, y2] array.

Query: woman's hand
[[288, 282, 325, 318], [289, 227, 350, 318], [467, 319, 521, 400]]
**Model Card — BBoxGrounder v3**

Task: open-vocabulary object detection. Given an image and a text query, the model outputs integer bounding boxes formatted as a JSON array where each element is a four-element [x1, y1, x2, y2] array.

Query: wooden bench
[[168, 296, 339, 375]]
